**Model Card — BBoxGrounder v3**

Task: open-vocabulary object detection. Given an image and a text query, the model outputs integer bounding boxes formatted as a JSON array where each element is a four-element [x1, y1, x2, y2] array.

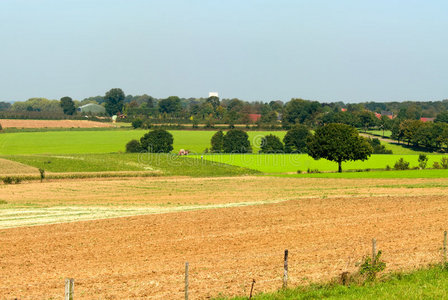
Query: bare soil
[[1, 177, 448, 299], [0, 119, 113, 128]]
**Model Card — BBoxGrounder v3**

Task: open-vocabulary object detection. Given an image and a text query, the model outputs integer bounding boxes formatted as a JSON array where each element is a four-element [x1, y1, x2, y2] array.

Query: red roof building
[[248, 114, 261, 122], [420, 117, 435, 123]]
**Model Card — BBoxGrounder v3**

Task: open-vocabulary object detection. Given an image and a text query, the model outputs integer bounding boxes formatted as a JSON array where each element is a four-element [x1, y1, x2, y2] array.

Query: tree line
[[126, 124, 384, 173], [2, 89, 448, 130]]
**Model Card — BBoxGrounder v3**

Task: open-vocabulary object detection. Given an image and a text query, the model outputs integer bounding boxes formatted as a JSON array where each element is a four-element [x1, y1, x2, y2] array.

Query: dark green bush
[[441, 157, 448, 169], [359, 250, 386, 281], [39, 168, 45, 182], [140, 129, 174, 153], [223, 129, 251, 153], [418, 154, 428, 169], [260, 134, 284, 153], [394, 158, 410, 170], [2, 177, 13, 184], [210, 131, 224, 153], [126, 139, 143, 153], [367, 138, 393, 154], [131, 118, 143, 129]]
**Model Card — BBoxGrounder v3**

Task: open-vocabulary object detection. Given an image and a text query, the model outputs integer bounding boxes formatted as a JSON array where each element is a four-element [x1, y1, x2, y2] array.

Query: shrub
[[39, 168, 45, 182], [433, 161, 441, 169], [386, 165, 391, 171], [0, 123, 3, 131], [260, 134, 284, 153], [140, 129, 174, 153], [394, 158, 410, 170], [223, 129, 251, 153], [126, 139, 143, 153], [210, 131, 224, 153], [2, 177, 13, 184], [441, 157, 448, 169], [14, 177, 22, 184], [359, 250, 386, 281], [367, 138, 393, 154], [418, 154, 428, 169], [131, 118, 143, 129]]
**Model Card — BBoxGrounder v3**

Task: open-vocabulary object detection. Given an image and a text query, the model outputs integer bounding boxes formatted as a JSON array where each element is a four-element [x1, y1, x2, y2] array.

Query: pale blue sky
[[1, 0, 447, 102]]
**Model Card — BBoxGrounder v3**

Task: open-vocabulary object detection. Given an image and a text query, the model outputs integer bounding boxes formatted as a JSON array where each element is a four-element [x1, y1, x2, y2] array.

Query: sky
[[0, 0, 447, 103]]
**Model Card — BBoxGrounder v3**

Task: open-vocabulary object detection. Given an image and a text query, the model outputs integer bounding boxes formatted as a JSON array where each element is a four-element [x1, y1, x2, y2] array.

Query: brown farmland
[[0, 119, 114, 128], [1, 176, 448, 299]]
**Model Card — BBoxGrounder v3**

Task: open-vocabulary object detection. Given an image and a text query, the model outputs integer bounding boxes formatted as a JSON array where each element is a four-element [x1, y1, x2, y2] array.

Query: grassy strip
[[1, 153, 259, 177], [217, 265, 448, 300], [1, 171, 160, 183]]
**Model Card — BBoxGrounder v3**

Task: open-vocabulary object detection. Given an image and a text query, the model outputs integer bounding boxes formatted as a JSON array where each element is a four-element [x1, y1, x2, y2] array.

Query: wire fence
[[58, 231, 447, 299]]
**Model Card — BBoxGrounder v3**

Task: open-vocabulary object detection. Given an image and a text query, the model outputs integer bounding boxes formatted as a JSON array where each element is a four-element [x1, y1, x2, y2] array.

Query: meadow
[[0, 129, 286, 154], [193, 154, 448, 174]]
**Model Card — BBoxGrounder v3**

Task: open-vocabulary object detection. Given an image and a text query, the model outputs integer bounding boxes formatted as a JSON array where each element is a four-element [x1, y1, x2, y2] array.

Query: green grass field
[[2, 153, 258, 177], [219, 265, 448, 300], [366, 130, 392, 138], [193, 154, 447, 173], [0, 130, 285, 154]]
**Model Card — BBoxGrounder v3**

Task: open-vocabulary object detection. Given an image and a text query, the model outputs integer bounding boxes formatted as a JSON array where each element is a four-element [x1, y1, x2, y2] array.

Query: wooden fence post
[[185, 262, 189, 300], [444, 231, 447, 263], [282, 249, 288, 289], [372, 238, 377, 264], [249, 279, 255, 300], [65, 278, 74, 300]]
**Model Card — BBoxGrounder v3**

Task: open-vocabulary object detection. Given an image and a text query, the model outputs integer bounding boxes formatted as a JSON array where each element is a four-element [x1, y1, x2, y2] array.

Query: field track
[[0, 119, 113, 128], [1, 177, 448, 299]]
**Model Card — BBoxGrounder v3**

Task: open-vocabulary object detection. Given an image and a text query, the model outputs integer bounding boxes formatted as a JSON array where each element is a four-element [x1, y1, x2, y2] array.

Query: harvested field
[[1, 191, 448, 299], [2, 176, 448, 207], [0, 158, 39, 175], [0, 119, 113, 128]]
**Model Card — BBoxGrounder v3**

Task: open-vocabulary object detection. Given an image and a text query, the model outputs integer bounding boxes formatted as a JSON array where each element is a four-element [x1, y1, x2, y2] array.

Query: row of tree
[[126, 124, 375, 173], [391, 120, 448, 150], [3, 89, 448, 129]]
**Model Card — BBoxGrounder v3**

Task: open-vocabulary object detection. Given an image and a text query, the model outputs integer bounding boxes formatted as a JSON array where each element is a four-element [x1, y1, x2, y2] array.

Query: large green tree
[[158, 96, 182, 115], [222, 129, 251, 153], [307, 123, 373, 173], [60, 96, 76, 115], [282, 98, 321, 128], [260, 134, 284, 153], [140, 129, 174, 153], [104, 88, 125, 116], [283, 125, 311, 153], [435, 111, 448, 123]]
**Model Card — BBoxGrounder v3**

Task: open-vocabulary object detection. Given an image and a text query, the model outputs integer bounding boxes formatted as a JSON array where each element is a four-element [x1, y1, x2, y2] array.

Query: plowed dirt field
[[1, 177, 448, 299]]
